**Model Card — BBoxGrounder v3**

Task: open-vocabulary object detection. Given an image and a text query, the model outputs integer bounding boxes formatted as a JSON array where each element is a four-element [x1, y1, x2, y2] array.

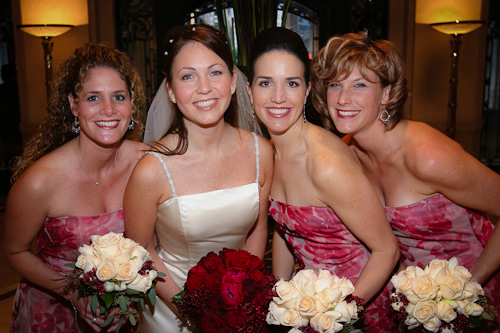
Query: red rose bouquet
[[173, 248, 276, 333]]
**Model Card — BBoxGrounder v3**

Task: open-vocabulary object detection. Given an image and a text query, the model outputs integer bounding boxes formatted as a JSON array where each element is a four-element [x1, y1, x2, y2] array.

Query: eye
[[181, 74, 193, 80], [354, 82, 367, 88], [114, 94, 126, 101], [287, 81, 299, 88], [87, 95, 98, 102], [328, 82, 340, 88], [258, 80, 271, 87], [210, 70, 223, 76]]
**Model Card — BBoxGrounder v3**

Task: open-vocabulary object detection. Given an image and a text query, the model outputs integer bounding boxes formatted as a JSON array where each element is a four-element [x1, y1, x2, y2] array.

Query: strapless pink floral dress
[[10, 209, 126, 333], [268, 197, 393, 332], [385, 193, 500, 331]]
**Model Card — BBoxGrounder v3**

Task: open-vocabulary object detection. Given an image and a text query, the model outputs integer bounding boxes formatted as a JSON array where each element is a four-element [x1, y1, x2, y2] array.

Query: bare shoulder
[[121, 139, 145, 160], [403, 121, 470, 181]]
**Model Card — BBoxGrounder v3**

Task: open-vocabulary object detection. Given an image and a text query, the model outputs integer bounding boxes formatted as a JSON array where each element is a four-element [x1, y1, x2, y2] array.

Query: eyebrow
[[256, 76, 303, 81]]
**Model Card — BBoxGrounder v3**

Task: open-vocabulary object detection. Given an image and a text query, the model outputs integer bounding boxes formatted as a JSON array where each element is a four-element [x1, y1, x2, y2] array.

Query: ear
[[231, 69, 237, 95], [245, 82, 254, 105], [382, 85, 391, 105], [68, 93, 79, 117], [304, 82, 312, 105], [166, 82, 176, 103]]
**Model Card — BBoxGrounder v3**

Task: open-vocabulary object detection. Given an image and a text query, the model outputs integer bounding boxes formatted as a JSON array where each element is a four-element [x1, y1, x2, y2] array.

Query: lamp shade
[[20, 0, 89, 37], [415, 0, 483, 35]]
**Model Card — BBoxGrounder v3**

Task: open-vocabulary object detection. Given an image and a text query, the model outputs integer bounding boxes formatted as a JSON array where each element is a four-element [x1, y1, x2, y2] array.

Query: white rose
[[287, 329, 303, 333], [96, 257, 119, 281], [281, 308, 308, 327], [75, 253, 101, 273], [404, 315, 420, 330], [291, 270, 317, 290], [445, 257, 459, 271], [411, 273, 438, 301], [425, 259, 449, 279], [462, 279, 484, 303], [314, 270, 335, 293], [435, 271, 464, 300], [114, 281, 127, 291], [330, 277, 355, 300], [295, 289, 317, 317], [457, 300, 483, 317], [103, 281, 116, 293], [267, 302, 286, 325], [391, 266, 417, 294], [130, 245, 151, 267], [423, 316, 441, 332], [310, 312, 343, 333], [114, 238, 138, 264], [274, 279, 302, 309], [333, 300, 358, 323], [411, 300, 437, 324], [115, 262, 140, 283], [90, 232, 124, 259], [127, 270, 157, 293], [435, 300, 457, 323], [314, 287, 342, 313], [450, 265, 472, 282]]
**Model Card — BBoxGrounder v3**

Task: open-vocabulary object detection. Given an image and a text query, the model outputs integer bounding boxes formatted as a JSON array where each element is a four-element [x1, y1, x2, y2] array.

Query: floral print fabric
[[385, 193, 500, 331], [268, 197, 393, 332], [10, 209, 126, 333]]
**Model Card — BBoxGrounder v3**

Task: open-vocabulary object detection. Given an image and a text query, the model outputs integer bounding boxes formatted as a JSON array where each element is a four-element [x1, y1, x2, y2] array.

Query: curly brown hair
[[311, 33, 408, 132], [11, 43, 145, 182]]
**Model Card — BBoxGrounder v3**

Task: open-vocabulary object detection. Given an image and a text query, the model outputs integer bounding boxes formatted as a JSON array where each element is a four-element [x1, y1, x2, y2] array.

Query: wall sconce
[[18, 0, 89, 99], [416, 0, 484, 140]]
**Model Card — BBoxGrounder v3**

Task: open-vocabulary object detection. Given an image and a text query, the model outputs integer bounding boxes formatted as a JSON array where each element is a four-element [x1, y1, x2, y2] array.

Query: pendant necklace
[[72, 140, 118, 185]]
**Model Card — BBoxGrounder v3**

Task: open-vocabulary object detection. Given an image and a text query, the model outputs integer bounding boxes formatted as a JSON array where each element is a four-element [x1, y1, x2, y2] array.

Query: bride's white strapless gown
[[140, 133, 261, 332]]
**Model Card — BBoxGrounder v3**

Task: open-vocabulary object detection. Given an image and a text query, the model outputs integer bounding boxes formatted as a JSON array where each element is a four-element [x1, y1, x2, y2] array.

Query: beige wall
[[389, 0, 489, 158], [11, 0, 115, 144]]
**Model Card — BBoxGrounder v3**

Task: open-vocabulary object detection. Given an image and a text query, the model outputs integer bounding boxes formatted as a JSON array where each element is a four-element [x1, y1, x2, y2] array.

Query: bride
[[123, 24, 273, 332]]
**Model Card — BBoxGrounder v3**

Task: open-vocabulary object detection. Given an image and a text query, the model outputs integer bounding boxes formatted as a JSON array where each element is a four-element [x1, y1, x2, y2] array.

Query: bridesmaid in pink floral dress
[[247, 27, 400, 332], [3, 44, 144, 332], [312, 33, 500, 331]]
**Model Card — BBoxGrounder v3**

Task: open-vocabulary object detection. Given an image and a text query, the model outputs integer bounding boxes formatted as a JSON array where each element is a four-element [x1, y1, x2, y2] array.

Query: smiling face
[[326, 64, 390, 135], [69, 67, 132, 146], [167, 41, 237, 129], [247, 51, 310, 136]]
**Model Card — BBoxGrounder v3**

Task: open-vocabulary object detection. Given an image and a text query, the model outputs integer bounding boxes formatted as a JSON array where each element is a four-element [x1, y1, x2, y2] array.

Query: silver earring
[[231, 89, 234, 95], [379, 105, 391, 125], [171, 97, 176, 103], [128, 120, 135, 130], [303, 105, 307, 123], [71, 117, 80, 134]]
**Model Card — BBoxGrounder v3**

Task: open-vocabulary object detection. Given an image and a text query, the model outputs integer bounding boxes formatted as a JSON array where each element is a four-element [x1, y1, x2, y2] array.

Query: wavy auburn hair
[[311, 33, 408, 132], [11, 43, 144, 182]]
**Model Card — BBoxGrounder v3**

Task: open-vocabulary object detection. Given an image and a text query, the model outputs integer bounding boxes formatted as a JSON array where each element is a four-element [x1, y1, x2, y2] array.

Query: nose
[[101, 97, 117, 116], [197, 75, 213, 94], [337, 88, 350, 106], [271, 85, 286, 103]]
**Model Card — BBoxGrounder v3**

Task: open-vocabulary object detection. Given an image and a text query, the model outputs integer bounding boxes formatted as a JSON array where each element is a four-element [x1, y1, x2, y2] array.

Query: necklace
[[72, 140, 118, 185]]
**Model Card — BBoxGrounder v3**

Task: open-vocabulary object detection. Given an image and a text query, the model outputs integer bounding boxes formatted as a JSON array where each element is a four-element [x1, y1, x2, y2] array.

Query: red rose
[[249, 269, 266, 287], [224, 268, 248, 284], [254, 288, 272, 308], [250, 255, 265, 270], [185, 272, 207, 292], [205, 272, 223, 292], [220, 280, 244, 309], [207, 293, 225, 314], [226, 307, 248, 328], [200, 312, 228, 333], [200, 252, 224, 273], [225, 250, 254, 272], [188, 262, 207, 277]]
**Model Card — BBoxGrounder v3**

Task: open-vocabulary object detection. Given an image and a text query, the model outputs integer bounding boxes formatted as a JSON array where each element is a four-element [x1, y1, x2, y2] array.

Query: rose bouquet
[[266, 269, 363, 333], [66, 232, 164, 332], [172, 248, 276, 333], [390, 257, 495, 332]]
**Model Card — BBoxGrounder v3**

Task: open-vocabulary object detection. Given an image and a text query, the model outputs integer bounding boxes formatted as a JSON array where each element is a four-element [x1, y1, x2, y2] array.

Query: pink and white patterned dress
[[10, 209, 127, 333], [385, 193, 500, 331], [268, 197, 393, 332]]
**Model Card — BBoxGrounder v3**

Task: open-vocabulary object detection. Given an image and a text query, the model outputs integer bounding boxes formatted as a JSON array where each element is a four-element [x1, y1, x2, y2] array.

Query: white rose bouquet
[[266, 269, 363, 333], [66, 232, 164, 332], [390, 257, 495, 332]]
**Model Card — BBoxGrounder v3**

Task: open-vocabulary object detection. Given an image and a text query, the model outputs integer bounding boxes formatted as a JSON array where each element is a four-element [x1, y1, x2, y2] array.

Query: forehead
[[338, 63, 379, 83], [254, 51, 305, 76], [173, 41, 226, 69]]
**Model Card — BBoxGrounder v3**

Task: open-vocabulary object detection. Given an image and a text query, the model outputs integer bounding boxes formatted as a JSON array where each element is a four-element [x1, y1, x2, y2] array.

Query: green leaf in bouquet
[[158, 272, 166, 277], [117, 317, 124, 332], [172, 290, 184, 304], [129, 297, 140, 302], [129, 312, 137, 326], [91, 294, 98, 314], [65, 263, 76, 269], [118, 295, 128, 311], [100, 313, 114, 328], [469, 315, 483, 327], [126, 288, 141, 295], [148, 287, 157, 305], [140, 297, 145, 311], [101, 291, 115, 308], [481, 311, 495, 321]]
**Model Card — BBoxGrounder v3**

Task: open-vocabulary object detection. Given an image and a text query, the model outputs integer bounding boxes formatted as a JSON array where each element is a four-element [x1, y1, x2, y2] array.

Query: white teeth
[[96, 121, 119, 127], [338, 110, 360, 116], [194, 99, 216, 107], [267, 108, 290, 115]]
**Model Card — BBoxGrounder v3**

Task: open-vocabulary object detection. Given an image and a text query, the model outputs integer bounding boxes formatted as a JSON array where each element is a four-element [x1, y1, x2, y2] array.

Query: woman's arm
[[245, 137, 274, 259], [271, 226, 296, 280], [314, 146, 400, 302], [123, 154, 184, 316]]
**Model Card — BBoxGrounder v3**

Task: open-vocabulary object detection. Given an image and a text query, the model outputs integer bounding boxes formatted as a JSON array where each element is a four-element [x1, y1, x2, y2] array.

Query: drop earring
[[71, 117, 80, 134], [128, 120, 135, 130], [303, 105, 307, 123], [379, 104, 391, 125]]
